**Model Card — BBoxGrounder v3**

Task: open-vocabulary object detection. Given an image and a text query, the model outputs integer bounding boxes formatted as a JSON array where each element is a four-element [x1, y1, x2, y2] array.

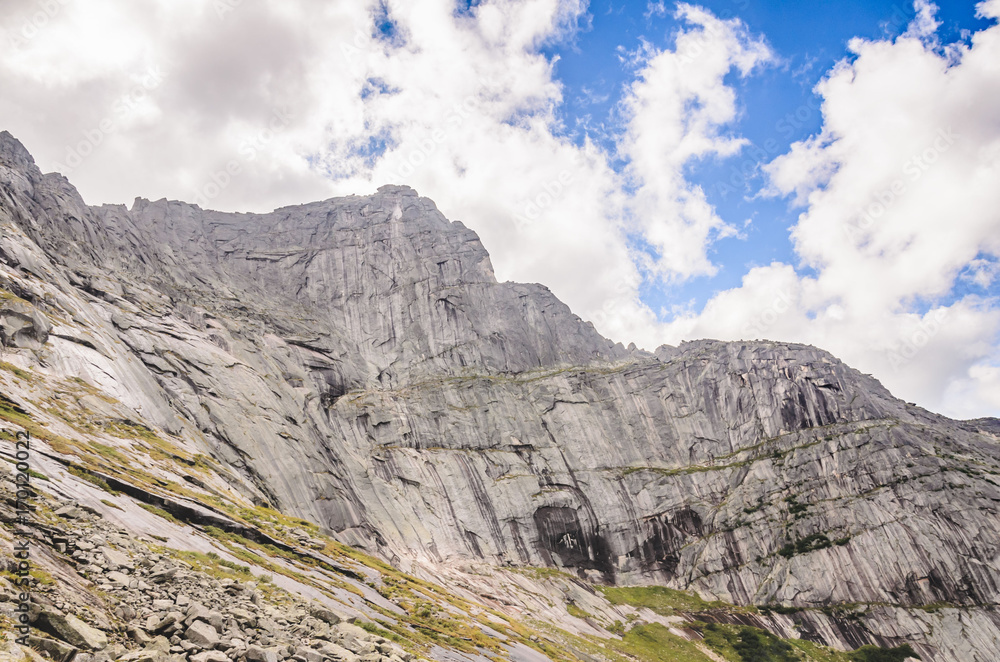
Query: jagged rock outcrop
[[1, 130, 998, 660], [0, 299, 50, 349]]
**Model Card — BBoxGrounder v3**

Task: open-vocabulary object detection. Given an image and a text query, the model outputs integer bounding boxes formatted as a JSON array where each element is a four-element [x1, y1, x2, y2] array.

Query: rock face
[[1, 130, 999, 660], [0, 497, 416, 662], [35, 610, 109, 651]]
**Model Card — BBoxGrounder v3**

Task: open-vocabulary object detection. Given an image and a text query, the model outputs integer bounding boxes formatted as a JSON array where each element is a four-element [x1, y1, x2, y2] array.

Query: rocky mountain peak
[[0, 130, 36, 173], [0, 132, 998, 661]]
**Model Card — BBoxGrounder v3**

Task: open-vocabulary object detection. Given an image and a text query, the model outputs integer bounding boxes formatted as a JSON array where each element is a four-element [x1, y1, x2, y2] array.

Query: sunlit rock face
[[2, 130, 999, 660]]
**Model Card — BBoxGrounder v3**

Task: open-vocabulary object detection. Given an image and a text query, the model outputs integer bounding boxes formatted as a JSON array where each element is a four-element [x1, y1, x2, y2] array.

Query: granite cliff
[[1, 130, 998, 661]]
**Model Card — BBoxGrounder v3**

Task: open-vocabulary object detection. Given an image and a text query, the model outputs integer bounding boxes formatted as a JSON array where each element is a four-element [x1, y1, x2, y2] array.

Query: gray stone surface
[[35, 610, 109, 651], [2, 130, 1000, 660], [184, 620, 220, 648]]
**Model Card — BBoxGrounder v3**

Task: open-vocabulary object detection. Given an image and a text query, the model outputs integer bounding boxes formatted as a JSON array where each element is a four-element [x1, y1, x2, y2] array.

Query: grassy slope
[[0, 358, 919, 662]]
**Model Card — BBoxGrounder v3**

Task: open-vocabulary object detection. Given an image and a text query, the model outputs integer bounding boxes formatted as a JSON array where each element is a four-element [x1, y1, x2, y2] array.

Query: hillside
[[1, 130, 998, 661]]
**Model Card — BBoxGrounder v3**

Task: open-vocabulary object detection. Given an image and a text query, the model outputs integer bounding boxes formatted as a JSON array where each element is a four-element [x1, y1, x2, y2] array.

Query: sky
[[0, 0, 998, 419]]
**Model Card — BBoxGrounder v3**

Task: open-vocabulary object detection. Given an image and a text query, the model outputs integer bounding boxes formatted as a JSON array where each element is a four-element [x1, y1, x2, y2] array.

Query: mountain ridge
[[1, 131, 999, 661]]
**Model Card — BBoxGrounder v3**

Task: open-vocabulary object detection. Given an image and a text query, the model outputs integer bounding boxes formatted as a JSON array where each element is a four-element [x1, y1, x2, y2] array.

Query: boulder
[[148, 564, 178, 583], [54, 505, 85, 519], [106, 570, 131, 586], [127, 625, 152, 645], [36, 610, 108, 651], [294, 648, 323, 662], [229, 608, 257, 628], [184, 620, 220, 648], [245, 645, 279, 662], [308, 605, 345, 625], [100, 546, 131, 569], [0, 299, 50, 349], [184, 602, 211, 626], [115, 650, 166, 662], [315, 642, 358, 662], [189, 652, 229, 662], [150, 612, 185, 634], [25, 635, 77, 662], [206, 611, 226, 632], [147, 637, 171, 653]]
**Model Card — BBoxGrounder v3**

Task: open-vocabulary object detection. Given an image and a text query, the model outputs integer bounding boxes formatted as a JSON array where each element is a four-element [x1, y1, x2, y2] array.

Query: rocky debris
[[25, 634, 78, 662], [308, 606, 348, 626], [243, 646, 279, 662], [183, 621, 220, 648], [190, 653, 229, 662], [0, 491, 430, 662], [117, 651, 167, 662], [1, 130, 1000, 660], [34, 607, 109, 651], [54, 505, 87, 519]]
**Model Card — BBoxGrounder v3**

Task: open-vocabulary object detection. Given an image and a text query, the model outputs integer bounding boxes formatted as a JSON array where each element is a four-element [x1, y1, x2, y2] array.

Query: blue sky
[[543, 0, 995, 318], [1, 0, 998, 417]]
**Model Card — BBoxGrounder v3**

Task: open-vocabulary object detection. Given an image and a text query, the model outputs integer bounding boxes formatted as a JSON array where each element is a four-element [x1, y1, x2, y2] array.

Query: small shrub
[[849, 644, 920, 662]]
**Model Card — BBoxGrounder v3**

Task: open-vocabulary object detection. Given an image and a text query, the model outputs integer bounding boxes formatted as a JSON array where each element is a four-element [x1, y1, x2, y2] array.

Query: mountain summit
[[0, 131, 997, 661]]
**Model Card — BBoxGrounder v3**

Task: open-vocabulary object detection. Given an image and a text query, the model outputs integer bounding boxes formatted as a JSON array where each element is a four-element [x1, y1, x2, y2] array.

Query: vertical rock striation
[[1, 131, 998, 659]]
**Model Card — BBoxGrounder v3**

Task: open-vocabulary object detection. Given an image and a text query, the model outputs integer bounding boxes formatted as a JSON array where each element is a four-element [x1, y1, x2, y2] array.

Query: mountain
[[1, 130, 998, 662]]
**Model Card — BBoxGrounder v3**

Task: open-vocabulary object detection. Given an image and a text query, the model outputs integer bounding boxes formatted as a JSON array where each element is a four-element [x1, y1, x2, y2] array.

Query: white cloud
[[1, 0, 997, 419], [904, 0, 941, 40], [618, 3, 773, 282], [0, 0, 771, 352], [665, 1, 1000, 417], [962, 258, 1000, 289]]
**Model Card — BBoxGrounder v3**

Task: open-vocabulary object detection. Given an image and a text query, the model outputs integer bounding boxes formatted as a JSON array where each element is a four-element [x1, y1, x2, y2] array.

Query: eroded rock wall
[[2, 131, 999, 659]]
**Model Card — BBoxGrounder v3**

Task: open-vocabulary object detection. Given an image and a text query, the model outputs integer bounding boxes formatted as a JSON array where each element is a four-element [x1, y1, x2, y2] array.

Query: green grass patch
[[173, 549, 254, 581], [778, 534, 833, 558], [512, 566, 579, 582], [848, 644, 920, 662], [699, 623, 801, 662], [138, 502, 179, 523], [0, 361, 34, 381], [610, 623, 716, 662], [67, 465, 118, 494], [26, 468, 49, 481], [599, 585, 739, 616], [88, 440, 130, 465]]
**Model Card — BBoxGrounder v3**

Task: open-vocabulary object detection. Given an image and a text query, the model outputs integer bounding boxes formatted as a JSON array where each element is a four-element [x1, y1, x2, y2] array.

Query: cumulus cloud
[[0, 0, 769, 350], [618, 3, 773, 282], [666, 1, 1000, 417], [1, 0, 997, 418]]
